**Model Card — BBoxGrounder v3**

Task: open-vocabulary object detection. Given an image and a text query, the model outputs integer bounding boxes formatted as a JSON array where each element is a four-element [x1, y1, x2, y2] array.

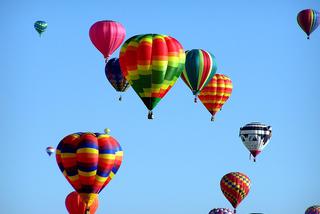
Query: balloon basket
[[148, 111, 154, 120]]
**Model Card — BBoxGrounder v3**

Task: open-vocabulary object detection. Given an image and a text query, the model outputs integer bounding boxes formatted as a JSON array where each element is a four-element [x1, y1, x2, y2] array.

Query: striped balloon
[[89, 20, 126, 60], [34, 21, 47, 36], [297, 9, 320, 39], [209, 208, 234, 214], [220, 172, 250, 213], [105, 58, 130, 101], [306, 205, 320, 214], [198, 74, 232, 121], [181, 49, 217, 102], [56, 130, 123, 208], [119, 34, 185, 119], [65, 191, 99, 214], [239, 122, 272, 162]]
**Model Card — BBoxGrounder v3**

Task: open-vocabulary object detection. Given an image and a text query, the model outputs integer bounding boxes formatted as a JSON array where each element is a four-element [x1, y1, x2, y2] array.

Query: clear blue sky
[[1, 0, 320, 213]]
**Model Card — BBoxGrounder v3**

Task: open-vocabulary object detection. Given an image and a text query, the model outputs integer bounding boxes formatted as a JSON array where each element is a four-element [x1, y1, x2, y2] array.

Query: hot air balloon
[[89, 20, 126, 61], [305, 205, 320, 214], [239, 122, 272, 162], [220, 172, 251, 213], [105, 58, 130, 101], [46, 146, 55, 156], [297, 9, 320, 39], [198, 74, 232, 121], [56, 129, 123, 212], [181, 49, 217, 102], [119, 34, 185, 119], [66, 191, 99, 214], [209, 208, 234, 214], [34, 21, 47, 36]]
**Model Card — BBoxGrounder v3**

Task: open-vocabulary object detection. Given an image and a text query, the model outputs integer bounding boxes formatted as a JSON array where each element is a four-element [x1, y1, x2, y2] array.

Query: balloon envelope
[[56, 130, 123, 207], [209, 208, 234, 214], [65, 191, 98, 214], [46, 146, 55, 156], [239, 122, 272, 161], [198, 74, 232, 121], [34, 21, 47, 36], [220, 172, 250, 211], [105, 58, 130, 93], [181, 49, 217, 97], [297, 9, 320, 38], [305, 205, 320, 214], [89, 20, 126, 59], [119, 34, 185, 118]]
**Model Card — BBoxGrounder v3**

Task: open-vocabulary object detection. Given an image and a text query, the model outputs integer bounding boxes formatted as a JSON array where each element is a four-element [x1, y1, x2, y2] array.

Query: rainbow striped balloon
[[119, 34, 185, 119], [56, 130, 123, 207], [220, 172, 250, 213], [181, 49, 217, 102], [198, 74, 232, 121], [305, 205, 320, 214], [297, 9, 320, 39]]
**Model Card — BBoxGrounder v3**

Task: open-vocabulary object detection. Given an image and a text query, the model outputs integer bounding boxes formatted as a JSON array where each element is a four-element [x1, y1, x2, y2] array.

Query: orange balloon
[[65, 191, 99, 214]]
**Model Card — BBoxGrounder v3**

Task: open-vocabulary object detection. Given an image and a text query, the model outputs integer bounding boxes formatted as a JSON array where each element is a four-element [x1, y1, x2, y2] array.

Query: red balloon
[[65, 191, 99, 214], [89, 20, 126, 60]]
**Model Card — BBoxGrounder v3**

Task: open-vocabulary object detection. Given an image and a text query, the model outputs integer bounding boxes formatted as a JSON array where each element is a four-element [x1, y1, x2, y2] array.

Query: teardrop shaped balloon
[[46, 146, 55, 156], [65, 191, 99, 214], [34, 21, 47, 36], [305, 205, 320, 214], [220, 172, 251, 213], [209, 208, 234, 214], [181, 49, 217, 102], [297, 9, 320, 39], [239, 122, 272, 162], [105, 58, 130, 101], [119, 34, 185, 119], [89, 20, 126, 60], [198, 74, 232, 121], [56, 129, 123, 208]]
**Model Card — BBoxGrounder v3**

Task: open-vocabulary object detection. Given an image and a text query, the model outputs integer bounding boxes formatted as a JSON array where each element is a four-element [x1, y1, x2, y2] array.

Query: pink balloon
[[89, 20, 126, 60]]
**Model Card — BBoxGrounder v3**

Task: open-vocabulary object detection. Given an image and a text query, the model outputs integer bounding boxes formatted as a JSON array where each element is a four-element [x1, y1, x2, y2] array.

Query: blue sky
[[1, 0, 320, 213]]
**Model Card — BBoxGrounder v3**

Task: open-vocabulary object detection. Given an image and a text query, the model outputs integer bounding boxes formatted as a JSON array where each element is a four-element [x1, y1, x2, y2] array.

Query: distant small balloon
[[46, 146, 55, 156], [34, 21, 47, 36], [297, 9, 320, 39], [209, 208, 234, 214]]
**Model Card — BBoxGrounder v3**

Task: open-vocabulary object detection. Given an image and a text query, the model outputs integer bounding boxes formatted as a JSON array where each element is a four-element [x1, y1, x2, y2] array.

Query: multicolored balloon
[[65, 191, 99, 214], [220, 172, 251, 213], [34, 21, 47, 36], [239, 122, 272, 162], [305, 205, 320, 214], [198, 74, 232, 121], [105, 58, 130, 101], [56, 129, 123, 210], [119, 34, 185, 119], [46, 146, 55, 156], [89, 20, 126, 61], [208, 208, 234, 214], [181, 49, 217, 102], [297, 9, 320, 39]]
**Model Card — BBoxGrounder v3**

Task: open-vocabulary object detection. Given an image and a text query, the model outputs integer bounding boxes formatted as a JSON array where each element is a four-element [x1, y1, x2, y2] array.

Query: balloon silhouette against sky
[[119, 34, 185, 119], [198, 74, 232, 121], [89, 20, 126, 61], [297, 9, 320, 39], [56, 129, 123, 213]]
